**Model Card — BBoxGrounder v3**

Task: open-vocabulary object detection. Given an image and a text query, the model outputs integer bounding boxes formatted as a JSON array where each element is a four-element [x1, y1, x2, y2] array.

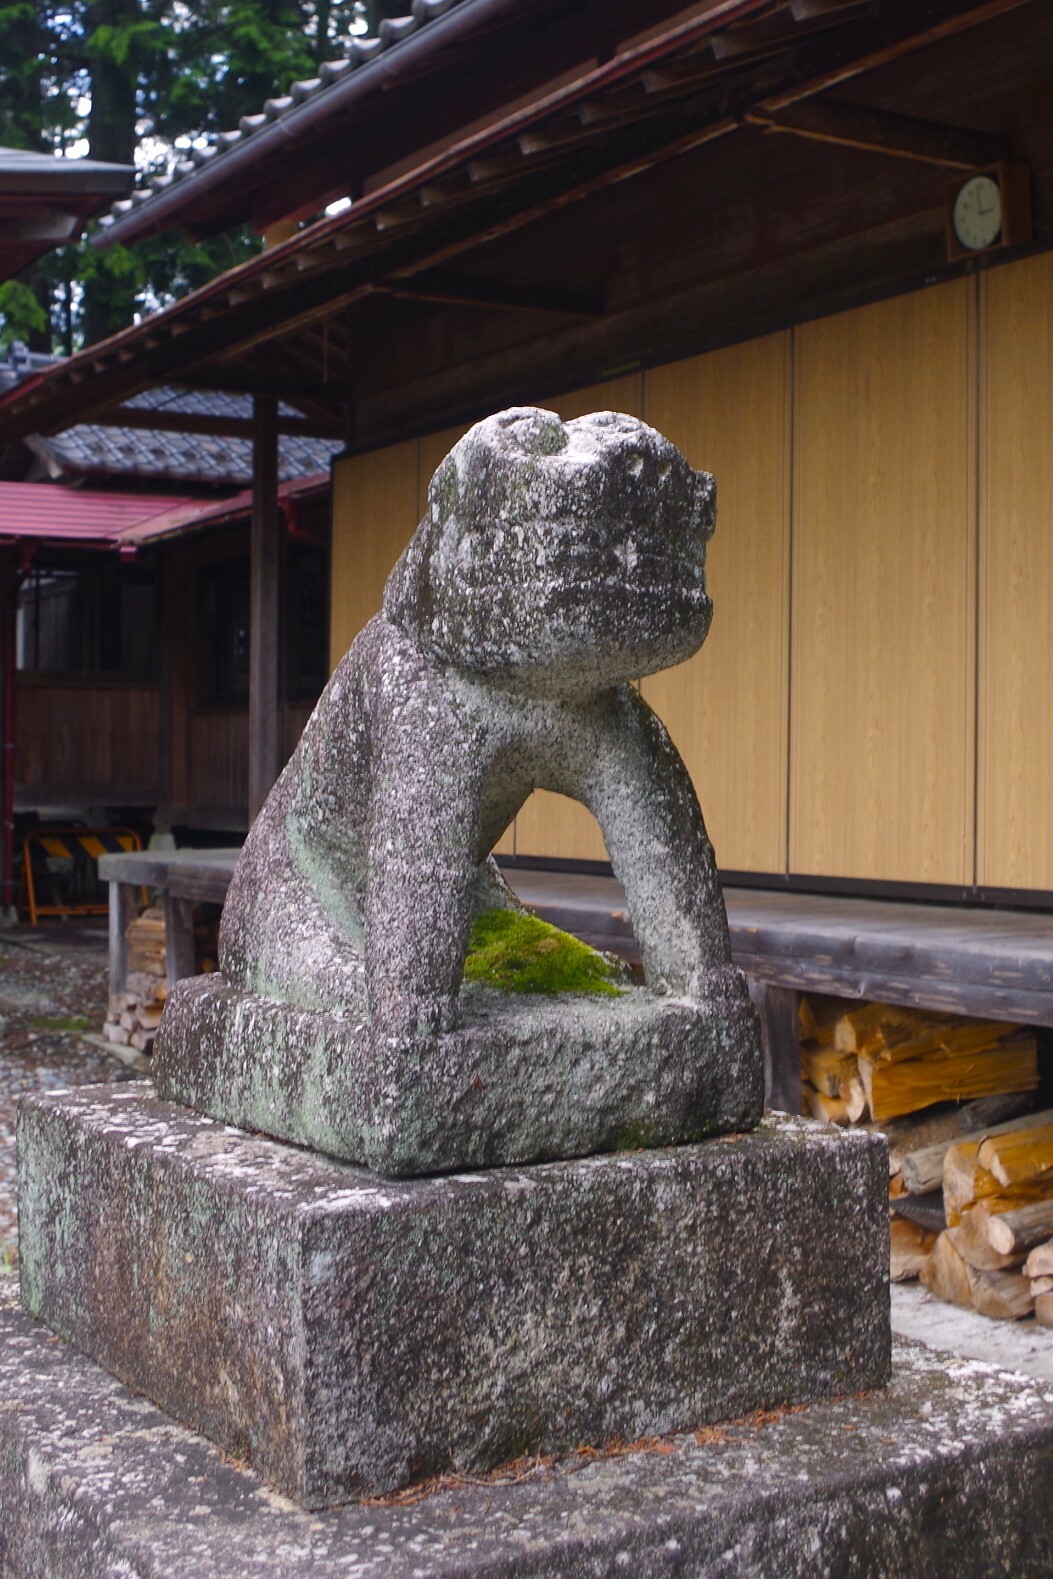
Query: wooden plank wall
[[791, 281, 976, 885], [329, 253, 1053, 892], [641, 335, 791, 875], [977, 252, 1053, 892], [15, 679, 160, 799]]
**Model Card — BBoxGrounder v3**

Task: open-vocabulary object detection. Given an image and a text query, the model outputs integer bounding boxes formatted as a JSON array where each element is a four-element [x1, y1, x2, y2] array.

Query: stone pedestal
[[18, 1083, 888, 1509], [152, 974, 764, 1173]]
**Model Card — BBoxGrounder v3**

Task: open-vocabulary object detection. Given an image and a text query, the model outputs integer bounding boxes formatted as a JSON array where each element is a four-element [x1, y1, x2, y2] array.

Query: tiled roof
[[97, 0, 463, 237], [29, 387, 341, 488]]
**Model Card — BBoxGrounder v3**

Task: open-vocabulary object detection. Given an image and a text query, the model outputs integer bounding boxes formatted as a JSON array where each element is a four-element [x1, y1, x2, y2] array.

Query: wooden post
[[248, 393, 281, 822], [108, 881, 138, 1007], [0, 557, 14, 917], [748, 979, 802, 1114], [163, 891, 197, 991]]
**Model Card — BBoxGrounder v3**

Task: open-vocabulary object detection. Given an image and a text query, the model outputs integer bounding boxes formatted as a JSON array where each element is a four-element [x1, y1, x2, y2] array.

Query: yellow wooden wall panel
[[639, 334, 792, 874], [978, 254, 1053, 889], [329, 441, 419, 669], [790, 281, 976, 884], [512, 374, 643, 863]]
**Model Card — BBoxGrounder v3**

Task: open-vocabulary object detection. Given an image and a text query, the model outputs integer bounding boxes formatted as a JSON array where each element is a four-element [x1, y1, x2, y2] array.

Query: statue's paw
[[653, 964, 748, 1005], [374, 993, 459, 1038], [685, 963, 750, 1005]]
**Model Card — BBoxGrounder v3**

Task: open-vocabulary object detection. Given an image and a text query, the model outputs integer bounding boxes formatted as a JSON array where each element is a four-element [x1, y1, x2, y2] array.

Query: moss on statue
[[464, 909, 627, 997]]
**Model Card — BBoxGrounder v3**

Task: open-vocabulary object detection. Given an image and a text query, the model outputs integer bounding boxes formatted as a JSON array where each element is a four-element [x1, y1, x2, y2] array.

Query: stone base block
[[18, 1084, 888, 1509], [151, 973, 764, 1173], [0, 1282, 1050, 1578]]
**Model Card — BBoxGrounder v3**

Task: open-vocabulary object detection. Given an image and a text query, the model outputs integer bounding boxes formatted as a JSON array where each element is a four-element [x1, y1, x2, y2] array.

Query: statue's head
[[383, 406, 715, 695]]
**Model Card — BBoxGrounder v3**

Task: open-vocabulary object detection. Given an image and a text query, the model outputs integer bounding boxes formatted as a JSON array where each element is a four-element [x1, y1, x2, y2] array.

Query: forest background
[[0, 0, 410, 352]]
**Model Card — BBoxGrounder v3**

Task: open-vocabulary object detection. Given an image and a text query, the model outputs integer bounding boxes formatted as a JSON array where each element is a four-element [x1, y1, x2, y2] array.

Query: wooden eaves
[[0, 0, 1044, 454]]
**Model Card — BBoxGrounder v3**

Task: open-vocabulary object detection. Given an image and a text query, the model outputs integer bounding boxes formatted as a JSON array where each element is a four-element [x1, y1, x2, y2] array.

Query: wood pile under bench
[[796, 990, 1053, 1323]]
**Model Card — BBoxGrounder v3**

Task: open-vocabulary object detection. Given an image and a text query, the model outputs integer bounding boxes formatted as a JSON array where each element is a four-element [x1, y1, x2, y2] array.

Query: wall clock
[[947, 163, 1031, 261]]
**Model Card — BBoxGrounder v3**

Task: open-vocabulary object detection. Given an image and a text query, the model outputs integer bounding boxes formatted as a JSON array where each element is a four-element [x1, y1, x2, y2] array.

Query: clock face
[[953, 174, 1002, 251]]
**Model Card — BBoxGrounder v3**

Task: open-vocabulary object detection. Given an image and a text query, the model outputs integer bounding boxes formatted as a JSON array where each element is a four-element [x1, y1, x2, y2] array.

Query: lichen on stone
[[463, 909, 627, 997]]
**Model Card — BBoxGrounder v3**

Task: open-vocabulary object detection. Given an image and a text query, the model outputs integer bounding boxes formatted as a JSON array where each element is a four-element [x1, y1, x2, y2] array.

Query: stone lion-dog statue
[[154, 407, 763, 1173]]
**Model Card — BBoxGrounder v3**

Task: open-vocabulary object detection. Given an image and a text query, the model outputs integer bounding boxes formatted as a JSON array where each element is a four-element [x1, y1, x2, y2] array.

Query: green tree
[[0, 0, 397, 352]]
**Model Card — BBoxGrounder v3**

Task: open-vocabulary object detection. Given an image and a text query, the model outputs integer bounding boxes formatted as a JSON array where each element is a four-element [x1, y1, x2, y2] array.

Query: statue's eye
[[657, 461, 672, 481], [625, 453, 644, 478]]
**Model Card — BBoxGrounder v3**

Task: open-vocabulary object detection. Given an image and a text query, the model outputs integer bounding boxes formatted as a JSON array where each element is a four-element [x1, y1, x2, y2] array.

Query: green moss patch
[[464, 909, 627, 997]]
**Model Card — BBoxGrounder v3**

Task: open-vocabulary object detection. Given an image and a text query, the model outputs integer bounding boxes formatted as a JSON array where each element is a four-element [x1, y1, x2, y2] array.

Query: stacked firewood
[[915, 1110, 1053, 1323], [103, 904, 221, 1056], [798, 993, 1052, 1320], [104, 905, 167, 1054], [799, 998, 1038, 1126]]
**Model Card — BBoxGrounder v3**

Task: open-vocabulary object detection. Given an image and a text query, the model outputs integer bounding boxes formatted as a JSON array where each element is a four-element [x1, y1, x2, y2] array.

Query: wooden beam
[[248, 394, 281, 823], [374, 268, 604, 317], [791, 0, 873, 17], [745, 97, 1009, 170]]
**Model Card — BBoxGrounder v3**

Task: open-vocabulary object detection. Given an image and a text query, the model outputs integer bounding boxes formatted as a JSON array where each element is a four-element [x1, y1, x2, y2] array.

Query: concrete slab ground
[[1, 1277, 1052, 1577], [891, 1281, 1053, 1383]]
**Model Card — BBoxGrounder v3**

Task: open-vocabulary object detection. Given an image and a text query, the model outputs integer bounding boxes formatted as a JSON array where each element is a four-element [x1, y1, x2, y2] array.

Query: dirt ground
[[0, 920, 137, 1264]]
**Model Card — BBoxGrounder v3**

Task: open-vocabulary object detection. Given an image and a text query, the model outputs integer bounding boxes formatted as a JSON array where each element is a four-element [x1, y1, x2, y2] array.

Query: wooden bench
[[100, 852, 1053, 1116], [100, 848, 240, 1001]]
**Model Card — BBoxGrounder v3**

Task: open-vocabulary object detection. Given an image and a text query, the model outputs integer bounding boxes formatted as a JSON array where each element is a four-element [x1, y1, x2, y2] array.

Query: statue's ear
[[383, 452, 459, 641]]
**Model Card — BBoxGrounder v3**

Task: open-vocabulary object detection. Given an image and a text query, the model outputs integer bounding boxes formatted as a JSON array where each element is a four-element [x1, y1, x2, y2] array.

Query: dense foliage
[[0, 0, 412, 351]]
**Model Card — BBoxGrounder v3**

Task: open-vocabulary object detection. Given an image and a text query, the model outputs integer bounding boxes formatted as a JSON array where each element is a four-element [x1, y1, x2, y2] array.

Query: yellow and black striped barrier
[[20, 827, 142, 925]]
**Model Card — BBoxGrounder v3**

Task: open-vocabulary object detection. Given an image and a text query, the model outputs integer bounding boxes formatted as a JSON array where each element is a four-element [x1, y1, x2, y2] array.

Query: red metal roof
[[0, 482, 199, 546], [115, 471, 331, 546], [0, 473, 331, 552]]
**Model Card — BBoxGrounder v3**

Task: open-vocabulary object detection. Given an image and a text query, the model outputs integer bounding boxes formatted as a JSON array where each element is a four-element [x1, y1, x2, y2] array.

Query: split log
[[920, 1231, 974, 1308], [805, 1088, 849, 1124], [977, 1123, 1053, 1188], [889, 1216, 937, 1282], [981, 1199, 1053, 1259], [903, 1104, 1048, 1196], [878, 1092, 1034, 1178], [859, 1033, 1037, 1125], [952, 1206, 1025, 1272], [1024, 1241, 1053, 1280], [839, 1073, 868, 1122], [834, 1003, 940, 1056], [944, 1141, 1053, 1224], [1030, 1275, 1053, 1295], [1036, 1292, 1053, 1330], [967, 1265, 1034, 1322], [800, 1045, 857, 1097], [868, 1017, 1023, 1068]]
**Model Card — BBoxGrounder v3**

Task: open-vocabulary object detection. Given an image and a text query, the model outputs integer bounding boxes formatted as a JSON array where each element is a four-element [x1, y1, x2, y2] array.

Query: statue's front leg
[[364, 726, 484, 1037], [585, 689, 745, 1005]]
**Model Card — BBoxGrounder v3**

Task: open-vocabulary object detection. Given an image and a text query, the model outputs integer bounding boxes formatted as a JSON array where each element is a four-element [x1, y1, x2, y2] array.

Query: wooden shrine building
[[1, 0, 1052, 912]]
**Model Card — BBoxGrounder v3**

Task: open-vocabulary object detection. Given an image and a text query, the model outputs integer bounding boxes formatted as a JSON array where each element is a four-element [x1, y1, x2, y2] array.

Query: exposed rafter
[[373, 268, 604, 316], [745, 98, 1010, 169]]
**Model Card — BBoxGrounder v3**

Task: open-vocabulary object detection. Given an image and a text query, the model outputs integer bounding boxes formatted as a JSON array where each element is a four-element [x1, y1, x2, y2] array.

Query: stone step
[[0, 1280, 1051, 1578]]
